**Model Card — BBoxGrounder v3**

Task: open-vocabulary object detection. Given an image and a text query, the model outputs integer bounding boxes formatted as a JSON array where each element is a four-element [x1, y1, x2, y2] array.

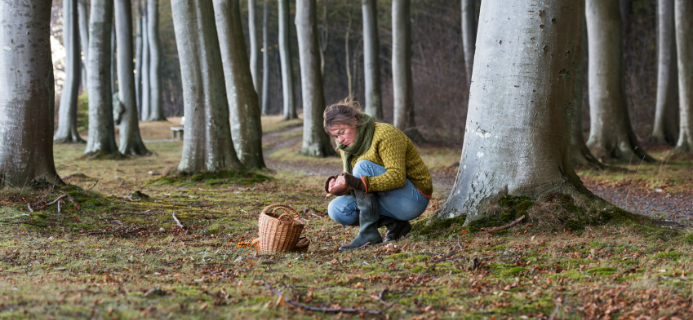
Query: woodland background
[[47, 0, 658, 145]]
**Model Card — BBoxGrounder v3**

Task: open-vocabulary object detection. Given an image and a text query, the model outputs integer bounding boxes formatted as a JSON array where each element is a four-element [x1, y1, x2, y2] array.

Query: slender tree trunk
[[213, 0, 266, 168], [261, 0, 271, 115], [115, 0, 149, 156], [652, 0, 679, 145], [85, 0, 119, 155], [392, 0, 419, 139], [111, 25, 117, 95], [278, 0, 297, 120], [0, 0, 62, 187], [172, 0, 243, 172], [362, 0, 382, 120], [140, 8, 150, 121], [433, 0, 588, 224], [571, 10, 603, 168], [296, 0, 337, 157], [248, 0, 262, 96], [135, 6, 143, 117], [461, 0, 476, 87], [674, 0, 693, 152], [147, 0, 164, 121], [319, 2, 327, 76], [345, 8, 353, 99], [585, 0, 655, 162], [78, 0, 90, 90], [55, 0, 85, 143]]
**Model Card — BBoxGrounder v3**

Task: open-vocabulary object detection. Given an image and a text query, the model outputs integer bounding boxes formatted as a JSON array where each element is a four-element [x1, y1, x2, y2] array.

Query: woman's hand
[[339, 173, 366, 193], [325, 175, 349, 196]]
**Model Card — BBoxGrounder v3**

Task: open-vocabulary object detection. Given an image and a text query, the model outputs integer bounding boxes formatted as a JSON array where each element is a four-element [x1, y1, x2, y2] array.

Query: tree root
[[475, 215, 525, 235]]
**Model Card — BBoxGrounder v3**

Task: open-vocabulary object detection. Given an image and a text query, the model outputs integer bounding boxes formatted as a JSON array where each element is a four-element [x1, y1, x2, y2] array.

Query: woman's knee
[[328, 197, 357, 226], [352, 160, 384, 178]]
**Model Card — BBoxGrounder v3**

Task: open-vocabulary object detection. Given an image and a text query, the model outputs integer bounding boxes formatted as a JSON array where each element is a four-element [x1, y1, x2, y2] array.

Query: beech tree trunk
[[278, 0, 297, 120], [362, 0, 382, 120], [261, 0, 271, 115], [461, 0, 476, 86], [172, 0, 243, 172], [585, 0, 655, 162], [140, 8, 150, 121], [78, 0, 89, 90], [115, 0, 149, 155], [248, 0, 261, 96], [111, 26, 117, 95], [392, 0, 418, 137], [652, 0, 680, 145], [296, 0, 337, 158], [85, 0, 119, 155], [0, 0, 62, 187], [212, 0, 266, 168], [147, 0, 164, 121], [674, 0, 693, 152], [433, 0, 588, 224], [570, 11, 603, 168], [135, 7, 143, 117], [55, 0, 85, 143]]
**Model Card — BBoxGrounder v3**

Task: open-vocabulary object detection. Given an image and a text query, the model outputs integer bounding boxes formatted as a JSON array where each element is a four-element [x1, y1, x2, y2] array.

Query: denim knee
[[352, 160, 384, 178], [328, 197, 357, 226]]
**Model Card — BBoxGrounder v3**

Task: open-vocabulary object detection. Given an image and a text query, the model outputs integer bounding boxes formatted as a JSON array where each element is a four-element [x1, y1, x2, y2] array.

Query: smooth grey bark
[[362, 0, 382, 120], [261, 0, 271, 115], [433, 0, 588, 224], [85, 0, 119, 155], [652, 0, 679, 145], [115, 0, 149, 156], [674, 0, 693, 152], [140, 8, 150, 121], [461, 0, 476, 86], [147, 0, 164, 121], [392, 0, 418, 137], [570, 11, 603, 168], [135, 8, 143, 117], [212, 0, 266, 168], [55, 0, 85, 143], [585, 0, 655, 162], [278, 0, 297, 120], [172, 0, 243, 172], [0, 0, 62, 187], [248, 0, 261, 96], [78, 0, 89, 89], [111, 25, 117, 95], [345, 9, 353, 99], [296, 0, 337, 157]]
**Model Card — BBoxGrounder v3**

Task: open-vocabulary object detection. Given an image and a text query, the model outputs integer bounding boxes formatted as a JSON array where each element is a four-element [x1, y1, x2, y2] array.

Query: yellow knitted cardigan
[[340, 122, 433, 198]]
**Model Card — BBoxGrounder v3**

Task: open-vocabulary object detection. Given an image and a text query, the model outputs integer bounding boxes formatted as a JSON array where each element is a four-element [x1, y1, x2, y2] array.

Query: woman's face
[[328, 123, 358, 146]]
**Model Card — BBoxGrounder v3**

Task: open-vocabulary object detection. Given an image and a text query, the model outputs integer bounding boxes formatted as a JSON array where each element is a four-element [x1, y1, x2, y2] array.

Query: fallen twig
[[475, 215, 525, 235], [172, 212, 184, 229], [28, 191, 80, 212], [87, 179, 99, 191], [548, 297, 562, 320], [263, 282, 383, 316]]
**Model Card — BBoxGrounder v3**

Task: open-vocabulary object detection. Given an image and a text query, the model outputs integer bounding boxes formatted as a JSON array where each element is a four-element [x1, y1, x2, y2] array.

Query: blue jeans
[[327, 160, 430, 226]]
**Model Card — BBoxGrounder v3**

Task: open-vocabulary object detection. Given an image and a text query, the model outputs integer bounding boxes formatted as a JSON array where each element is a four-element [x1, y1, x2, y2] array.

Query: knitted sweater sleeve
[[362, 138, 407, 192]]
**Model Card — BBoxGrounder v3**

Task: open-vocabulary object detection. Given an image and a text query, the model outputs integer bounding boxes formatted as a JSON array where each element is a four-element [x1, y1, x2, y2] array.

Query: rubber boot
[[377, 217, 412, 242], [339, 191, 383, 251]]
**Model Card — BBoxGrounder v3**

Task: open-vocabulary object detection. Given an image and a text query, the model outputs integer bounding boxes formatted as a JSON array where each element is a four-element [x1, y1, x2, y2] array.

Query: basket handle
[[262, 203, 300, 221]]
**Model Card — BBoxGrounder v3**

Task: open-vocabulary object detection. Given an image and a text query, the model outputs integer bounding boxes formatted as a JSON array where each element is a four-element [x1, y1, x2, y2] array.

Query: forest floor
[[1, 117, 692, 319]]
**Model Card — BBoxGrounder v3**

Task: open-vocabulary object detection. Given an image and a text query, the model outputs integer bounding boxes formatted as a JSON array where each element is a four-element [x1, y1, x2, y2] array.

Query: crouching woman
[[323, 101, 432, 251]]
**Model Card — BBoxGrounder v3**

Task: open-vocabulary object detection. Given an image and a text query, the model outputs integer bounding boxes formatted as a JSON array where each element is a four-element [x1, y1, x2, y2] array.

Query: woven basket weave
[[258, 203, 304, 253]]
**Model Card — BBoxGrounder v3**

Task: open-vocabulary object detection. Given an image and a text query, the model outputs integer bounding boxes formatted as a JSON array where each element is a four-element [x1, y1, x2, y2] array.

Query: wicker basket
[[258, 203, 304, 253]]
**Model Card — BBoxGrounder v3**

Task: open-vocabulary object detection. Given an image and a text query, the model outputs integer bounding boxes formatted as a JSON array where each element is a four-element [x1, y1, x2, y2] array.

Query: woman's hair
[[323, 98, 369, 132]]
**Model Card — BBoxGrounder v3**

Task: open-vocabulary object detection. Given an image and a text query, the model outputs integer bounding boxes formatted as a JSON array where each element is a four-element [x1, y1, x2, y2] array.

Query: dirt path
[[262, 125, 693, 225]]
